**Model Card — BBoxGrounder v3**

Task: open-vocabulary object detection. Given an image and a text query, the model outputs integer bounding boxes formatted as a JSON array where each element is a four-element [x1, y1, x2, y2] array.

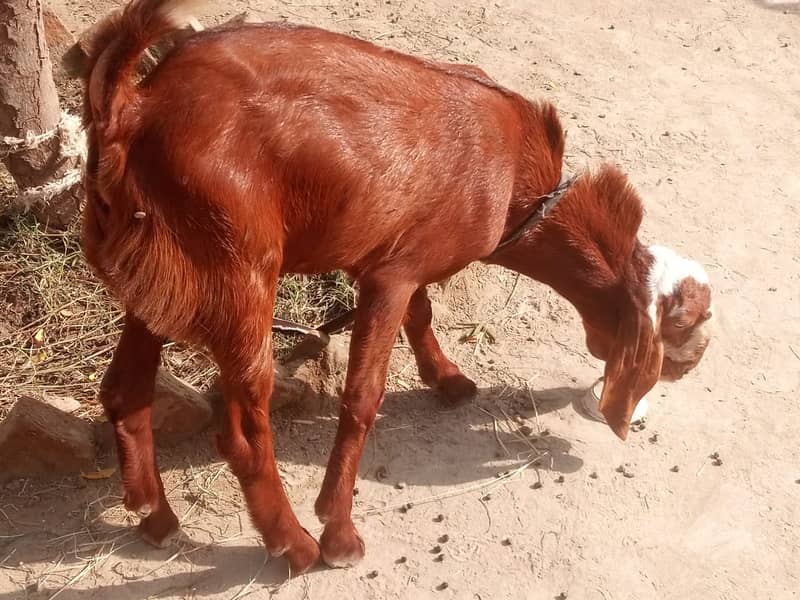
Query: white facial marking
[[646, 245, 710, 323]]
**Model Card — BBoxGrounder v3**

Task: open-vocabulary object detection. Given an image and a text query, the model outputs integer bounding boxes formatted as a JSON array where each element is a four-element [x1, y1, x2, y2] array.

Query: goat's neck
[[487, 189, 652, 333]]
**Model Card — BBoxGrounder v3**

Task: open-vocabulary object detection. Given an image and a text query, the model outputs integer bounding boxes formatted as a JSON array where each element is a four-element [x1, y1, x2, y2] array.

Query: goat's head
[[582, 245, 713, 439]]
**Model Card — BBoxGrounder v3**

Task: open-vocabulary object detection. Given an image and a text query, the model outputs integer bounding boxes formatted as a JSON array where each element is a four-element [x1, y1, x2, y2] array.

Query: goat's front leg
[[404, 286, 477, 404], [100, 314, 179, 547], [315, 277, 417, 567], [214, 317, 320, 575]]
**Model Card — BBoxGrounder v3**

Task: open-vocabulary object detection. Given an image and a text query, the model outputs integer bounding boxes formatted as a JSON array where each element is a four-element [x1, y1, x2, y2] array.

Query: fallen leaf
[[33, 328, 45, 346], [81, 468, 116, 480]]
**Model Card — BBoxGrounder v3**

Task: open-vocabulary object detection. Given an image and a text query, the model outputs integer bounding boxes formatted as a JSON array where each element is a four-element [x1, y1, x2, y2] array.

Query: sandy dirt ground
[[2, 0, 799, 598]]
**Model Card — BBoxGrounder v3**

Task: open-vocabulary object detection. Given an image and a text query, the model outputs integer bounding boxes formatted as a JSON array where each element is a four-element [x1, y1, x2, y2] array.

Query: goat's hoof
[[437, 372, 477, 406], [284, 529, 321, 575], [139, 508, 180, 548], [320, 519, 365, 568]]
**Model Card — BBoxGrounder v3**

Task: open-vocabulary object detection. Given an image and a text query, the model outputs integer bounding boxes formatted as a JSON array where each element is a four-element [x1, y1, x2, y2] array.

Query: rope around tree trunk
[[0, 111, 86, 209]]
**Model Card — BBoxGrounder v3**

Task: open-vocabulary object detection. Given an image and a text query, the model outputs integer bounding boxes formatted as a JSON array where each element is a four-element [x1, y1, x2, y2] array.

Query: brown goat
[[76, 0, 713, 574]]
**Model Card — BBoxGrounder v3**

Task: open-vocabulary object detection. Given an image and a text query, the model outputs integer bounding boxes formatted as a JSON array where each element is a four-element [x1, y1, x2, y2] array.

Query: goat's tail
[[81, 0, 205, 187]]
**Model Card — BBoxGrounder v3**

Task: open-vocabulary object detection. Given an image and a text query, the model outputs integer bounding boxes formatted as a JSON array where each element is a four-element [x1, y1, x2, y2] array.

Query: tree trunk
[[0, 0, 81, 228]]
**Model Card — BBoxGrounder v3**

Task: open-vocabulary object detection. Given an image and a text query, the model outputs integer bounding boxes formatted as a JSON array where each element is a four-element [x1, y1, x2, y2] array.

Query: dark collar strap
[[491, 173, 575, 253]]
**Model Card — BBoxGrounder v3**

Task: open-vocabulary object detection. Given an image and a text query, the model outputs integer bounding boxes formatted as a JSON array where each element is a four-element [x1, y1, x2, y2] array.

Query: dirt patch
[[1, 1, 798, 599]]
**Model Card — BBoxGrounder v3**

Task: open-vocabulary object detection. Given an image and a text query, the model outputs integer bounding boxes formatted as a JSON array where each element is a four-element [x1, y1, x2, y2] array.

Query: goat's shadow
[[0, 383, 588, 599]]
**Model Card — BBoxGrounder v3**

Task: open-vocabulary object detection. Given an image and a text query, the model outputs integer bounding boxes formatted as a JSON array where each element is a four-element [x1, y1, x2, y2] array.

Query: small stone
[[649, 433, 659, 443], [589, 471, 598, 479], [366, 570, 378, 579], [519, 425, 533, 436], [436, 582, 449, 591], [482, 494, 492, 501], [710, 451, 720, 460], [438, 534, 450, 544], [623, 471, 635, 478], [222, 11, 262, 25], [395, 481, 406, 490], [431, 545, 442, 554], [712, 458, 723, 467], [433, 554, 444, 562], [433, 514, 445, 522], [598, 114, 606, 119], [608, 24, 615, 29], [0, 397, 95, 482], [501, 538, 512, 546], [531, 481, 543, 490], [557, 593, 568, 600], [396, 556, 407, 564], [616, 465, 625, 473], [670, 465, 680, 473], [42, 395, 81, 414], [353, 487, 359, 496], [555, 475, 565, 484], [375, 466, 389, 481]]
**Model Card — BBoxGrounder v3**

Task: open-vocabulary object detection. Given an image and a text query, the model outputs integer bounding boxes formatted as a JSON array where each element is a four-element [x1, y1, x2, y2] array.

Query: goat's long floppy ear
[[599, 309, 663, 440]]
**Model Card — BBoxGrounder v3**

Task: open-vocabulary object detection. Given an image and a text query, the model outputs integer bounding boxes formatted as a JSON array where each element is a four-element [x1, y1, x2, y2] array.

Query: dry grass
[[0, 208, 355, 421]]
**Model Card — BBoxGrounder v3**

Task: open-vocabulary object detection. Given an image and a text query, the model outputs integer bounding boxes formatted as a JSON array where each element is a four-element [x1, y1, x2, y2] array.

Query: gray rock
[[150, 368, 213, 444], [206, 333, 349, 417], [0, 396, 95, 482]]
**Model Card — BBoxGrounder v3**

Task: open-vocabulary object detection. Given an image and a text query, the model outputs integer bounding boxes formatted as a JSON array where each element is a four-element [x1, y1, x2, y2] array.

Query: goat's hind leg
[[100, 314, 179, 547], [404, 287, 476, 404], [213, 288, 320, 574]]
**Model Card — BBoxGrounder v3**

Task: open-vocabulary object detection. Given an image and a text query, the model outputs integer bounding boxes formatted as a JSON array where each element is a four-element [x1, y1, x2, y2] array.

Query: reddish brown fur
[[78, 0, 711, 573], [658, 278, 713, 379]]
